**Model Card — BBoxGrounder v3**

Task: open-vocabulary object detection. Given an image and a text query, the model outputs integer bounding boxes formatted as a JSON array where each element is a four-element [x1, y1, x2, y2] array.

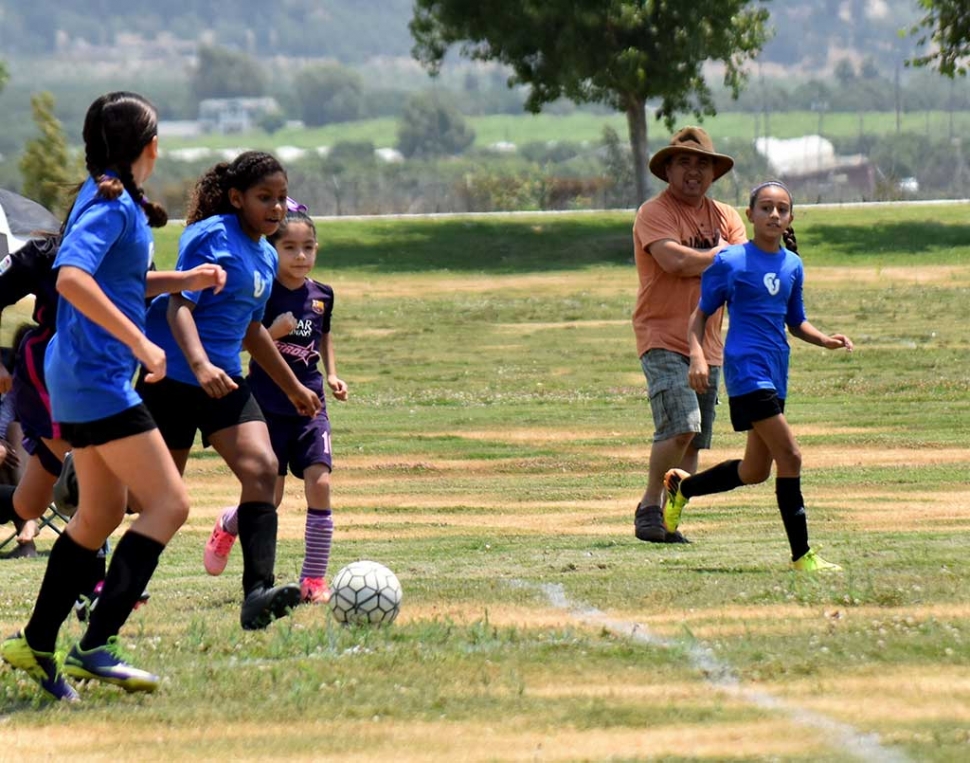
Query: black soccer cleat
[[240, 583, 302, 630]]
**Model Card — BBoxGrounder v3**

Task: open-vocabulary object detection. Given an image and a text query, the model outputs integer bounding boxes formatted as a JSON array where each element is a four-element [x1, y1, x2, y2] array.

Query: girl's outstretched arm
[[320, 332, 348, 401], [58, 265, 166, 380], [789, 321, 854, 351], [146, 264, 226, 298], [166, 294, 238, 396], [687, 306, 712, 393], [244, 322, 322, 416]]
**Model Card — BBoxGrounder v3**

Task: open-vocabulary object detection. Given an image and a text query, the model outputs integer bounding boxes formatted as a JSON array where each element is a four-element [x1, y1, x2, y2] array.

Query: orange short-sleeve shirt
[[632, 189, 747, 364]]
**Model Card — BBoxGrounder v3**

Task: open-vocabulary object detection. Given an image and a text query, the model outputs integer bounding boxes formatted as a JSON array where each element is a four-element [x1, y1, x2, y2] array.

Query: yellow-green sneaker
[[1, 632, 79, 701], [662, 468, 690, 533], [791, 548, 842, 573]]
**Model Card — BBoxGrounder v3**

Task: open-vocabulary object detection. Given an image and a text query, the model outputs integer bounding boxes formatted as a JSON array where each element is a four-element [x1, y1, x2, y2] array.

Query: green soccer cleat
[[662, 468, 691, 533], [1, 632, 79, 701], [63, 636, 159, 693], [791, 548, 843, 573]]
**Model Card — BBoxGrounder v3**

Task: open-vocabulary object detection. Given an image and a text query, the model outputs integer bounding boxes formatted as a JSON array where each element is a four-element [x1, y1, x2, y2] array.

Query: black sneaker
[[634, 504, 666, 542], [663, 529, 692, 544], [240, 583, 301, 630]]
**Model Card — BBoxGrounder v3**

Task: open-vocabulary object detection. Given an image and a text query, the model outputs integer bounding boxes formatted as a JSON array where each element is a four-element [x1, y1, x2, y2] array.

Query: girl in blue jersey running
[[204, 203, 348, 606], [138, 152, 322, 631], [1, 92, 226, 701], [662, 181, 853, 572]]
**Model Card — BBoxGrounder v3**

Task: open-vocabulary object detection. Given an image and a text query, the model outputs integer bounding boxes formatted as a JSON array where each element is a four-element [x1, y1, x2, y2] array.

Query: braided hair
[[749, 180, 798, 254], [185, 151, 287, 226], [81, 92, 167, 228]]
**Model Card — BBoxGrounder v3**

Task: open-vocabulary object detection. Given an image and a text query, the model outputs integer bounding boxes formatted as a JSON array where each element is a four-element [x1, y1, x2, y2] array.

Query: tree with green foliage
[[410, 0, 769, 202], [294, 64, 364, 126], [396, 92, 475, 159], [910, 1, 970, 77], [19, 92, 77, 216], [190, 44, 266, 106], [0, 60, 7, 93]]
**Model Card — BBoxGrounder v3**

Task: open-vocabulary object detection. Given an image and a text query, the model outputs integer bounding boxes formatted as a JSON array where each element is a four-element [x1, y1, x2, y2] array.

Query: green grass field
[[1, 204, 969, 761]]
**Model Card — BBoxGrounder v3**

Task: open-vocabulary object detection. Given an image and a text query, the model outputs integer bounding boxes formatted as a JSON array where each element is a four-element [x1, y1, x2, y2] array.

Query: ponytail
[[81, 92, 168, 228]]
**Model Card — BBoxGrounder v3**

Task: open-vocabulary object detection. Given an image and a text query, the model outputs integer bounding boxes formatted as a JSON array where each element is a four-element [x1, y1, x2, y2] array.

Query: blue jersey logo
[[254, 271, 267, 298], [763, 272, 780, 296]]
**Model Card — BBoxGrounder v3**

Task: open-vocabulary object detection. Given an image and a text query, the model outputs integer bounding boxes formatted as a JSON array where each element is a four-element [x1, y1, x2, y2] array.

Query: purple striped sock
[[221, 505, 239, 535], [301, 508, 333, 581]]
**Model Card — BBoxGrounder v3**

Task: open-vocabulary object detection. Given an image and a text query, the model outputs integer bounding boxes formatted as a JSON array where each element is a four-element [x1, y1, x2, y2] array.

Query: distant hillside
[[0, 0, 925, 73], [0, 0, 416, 63]]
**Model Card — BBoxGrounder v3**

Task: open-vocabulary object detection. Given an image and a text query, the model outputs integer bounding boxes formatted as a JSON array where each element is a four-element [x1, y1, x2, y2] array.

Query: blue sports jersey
[[145, 214, 278, 384], [698, 242, 807, 400], [45, 176, 154, 423]]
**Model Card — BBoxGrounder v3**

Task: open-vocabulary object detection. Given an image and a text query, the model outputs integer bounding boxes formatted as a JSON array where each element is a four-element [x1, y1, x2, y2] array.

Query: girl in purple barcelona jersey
[[662, 181, 853, 573], [205, 201, 348, 605]]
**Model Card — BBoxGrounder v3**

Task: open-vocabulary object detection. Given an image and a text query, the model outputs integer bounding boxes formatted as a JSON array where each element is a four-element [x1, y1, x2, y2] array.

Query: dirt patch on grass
[[776, 666, 970, 723], [339, 270, 628, 299], [630, 602, 970, 639], [811, 265, 970, 286], [0, 717, 829, 761]]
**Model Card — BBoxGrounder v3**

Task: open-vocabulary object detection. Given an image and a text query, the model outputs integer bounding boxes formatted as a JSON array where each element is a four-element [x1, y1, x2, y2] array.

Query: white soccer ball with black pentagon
[[329, 560, 402, 626]]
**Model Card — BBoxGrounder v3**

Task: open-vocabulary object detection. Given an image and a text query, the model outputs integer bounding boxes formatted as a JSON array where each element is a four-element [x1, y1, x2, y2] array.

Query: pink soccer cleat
[[300, 577, 331, 605], [204, 516, 237, 576]]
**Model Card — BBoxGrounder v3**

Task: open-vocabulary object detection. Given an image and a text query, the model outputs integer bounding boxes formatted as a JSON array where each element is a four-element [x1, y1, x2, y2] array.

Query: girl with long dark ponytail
[[0, 92, 225, 701]]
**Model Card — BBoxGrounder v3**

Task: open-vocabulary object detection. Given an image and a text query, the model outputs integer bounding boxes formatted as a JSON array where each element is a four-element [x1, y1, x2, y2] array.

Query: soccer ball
[[329, 560, 402, 626]]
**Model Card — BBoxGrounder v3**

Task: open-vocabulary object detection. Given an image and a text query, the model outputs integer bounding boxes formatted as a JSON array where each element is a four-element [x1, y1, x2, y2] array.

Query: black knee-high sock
[[80, 531, 164, 651], [681, 460, 744, 499], [776, 476, 810, 561], [237, 501, 279, 596], [23, 531, 101, 653]]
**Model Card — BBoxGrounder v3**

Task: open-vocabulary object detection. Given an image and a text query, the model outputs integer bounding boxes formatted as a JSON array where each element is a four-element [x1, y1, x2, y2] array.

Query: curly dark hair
[[185, 151, 287, 226], [80, 91, 167, 228]]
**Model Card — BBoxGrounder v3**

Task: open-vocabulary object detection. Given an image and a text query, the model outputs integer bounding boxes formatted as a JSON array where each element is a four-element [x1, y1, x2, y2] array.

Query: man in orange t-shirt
[[631, 126, 747, 543]]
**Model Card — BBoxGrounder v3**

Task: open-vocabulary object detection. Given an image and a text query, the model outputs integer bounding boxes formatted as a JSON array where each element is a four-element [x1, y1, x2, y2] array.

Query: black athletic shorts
[[136, 374, 265, 450], [728, 389, 786, 432], [59, 403, 157, 448]]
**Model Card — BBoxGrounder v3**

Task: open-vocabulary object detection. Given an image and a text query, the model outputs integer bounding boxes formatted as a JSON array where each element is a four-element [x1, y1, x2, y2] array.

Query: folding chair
[[0, 502, 70, 554], [0, 412, 73, 555]]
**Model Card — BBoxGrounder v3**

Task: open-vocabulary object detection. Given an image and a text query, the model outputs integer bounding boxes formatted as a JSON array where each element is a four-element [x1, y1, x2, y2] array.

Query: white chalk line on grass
[[526, 581, 910, 763]]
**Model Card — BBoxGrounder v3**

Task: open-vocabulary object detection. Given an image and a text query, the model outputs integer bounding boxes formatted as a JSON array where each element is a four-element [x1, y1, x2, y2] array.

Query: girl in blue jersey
[[1, 92, 226, 701], [138, 152, 322, 631], [204, 204, 348, 606], [0, 237, 195, 600], [662, 181, 853, 572]]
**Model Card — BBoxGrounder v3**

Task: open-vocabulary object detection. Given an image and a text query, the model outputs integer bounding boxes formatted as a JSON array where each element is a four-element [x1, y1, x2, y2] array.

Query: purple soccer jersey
[[249, 277, 334, 416]]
